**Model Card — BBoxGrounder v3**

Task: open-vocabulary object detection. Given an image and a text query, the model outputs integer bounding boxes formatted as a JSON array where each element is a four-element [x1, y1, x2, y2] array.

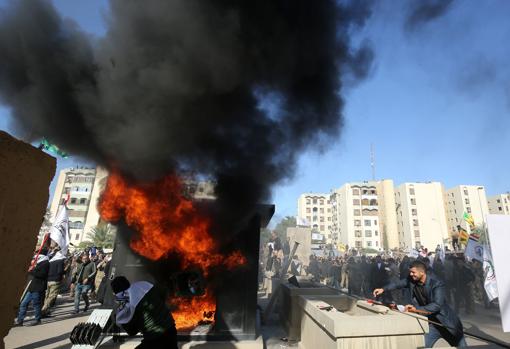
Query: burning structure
[[99, 172, 273, 339]]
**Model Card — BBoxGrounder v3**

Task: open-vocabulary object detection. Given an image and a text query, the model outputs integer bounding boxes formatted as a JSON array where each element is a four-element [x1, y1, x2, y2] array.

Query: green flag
[[39, 139, 69, 158]]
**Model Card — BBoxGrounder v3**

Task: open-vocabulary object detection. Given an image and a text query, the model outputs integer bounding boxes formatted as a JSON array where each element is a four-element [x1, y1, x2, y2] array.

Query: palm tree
[[87, 224, 115, 248]]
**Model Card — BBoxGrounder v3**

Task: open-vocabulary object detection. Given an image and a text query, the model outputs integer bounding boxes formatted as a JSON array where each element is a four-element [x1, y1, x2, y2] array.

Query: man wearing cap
[[373, 260, 466, 347], [111, 276, 177, 349]]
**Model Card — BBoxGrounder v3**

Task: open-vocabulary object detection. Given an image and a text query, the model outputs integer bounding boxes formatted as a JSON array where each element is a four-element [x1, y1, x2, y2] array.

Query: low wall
[[0, 131, 56, 349]]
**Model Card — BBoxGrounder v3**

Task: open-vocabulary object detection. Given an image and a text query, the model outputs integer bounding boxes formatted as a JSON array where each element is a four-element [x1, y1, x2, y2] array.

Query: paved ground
[[3, 292, 510, 348], [4, 294, 100, 349]]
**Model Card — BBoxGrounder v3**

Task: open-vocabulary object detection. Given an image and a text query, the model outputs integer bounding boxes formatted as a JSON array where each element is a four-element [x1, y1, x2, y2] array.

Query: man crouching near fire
[[373, 260, 467, 348], [111, 276, 178, 349]]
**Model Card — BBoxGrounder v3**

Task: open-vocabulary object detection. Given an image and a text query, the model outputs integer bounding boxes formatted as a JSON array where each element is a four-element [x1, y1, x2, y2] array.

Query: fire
[[99, 171, 247, 329], [169, 290, 216, 331]]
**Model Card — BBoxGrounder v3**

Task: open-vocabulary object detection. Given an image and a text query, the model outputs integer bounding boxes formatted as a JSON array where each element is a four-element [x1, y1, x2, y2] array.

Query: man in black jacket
[[41, 248, 67, 317], [373, 260, 466, 348], [73, 253, 96, 313], [111, 276, 177, 349], [15, 248, 50, 326]]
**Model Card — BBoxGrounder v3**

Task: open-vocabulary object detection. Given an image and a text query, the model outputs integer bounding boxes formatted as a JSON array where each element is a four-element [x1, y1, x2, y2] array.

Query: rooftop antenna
[[370, 143, 375, 181]]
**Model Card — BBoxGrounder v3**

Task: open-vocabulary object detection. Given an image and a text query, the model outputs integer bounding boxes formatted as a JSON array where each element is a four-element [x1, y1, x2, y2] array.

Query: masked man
[[373, 260, 466, 348], [111, 276, 177, 349]]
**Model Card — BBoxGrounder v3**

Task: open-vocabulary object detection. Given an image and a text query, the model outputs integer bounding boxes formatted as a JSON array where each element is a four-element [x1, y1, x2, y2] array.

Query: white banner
[[487, 215, 510, 332], [49, 205, 70, 255]]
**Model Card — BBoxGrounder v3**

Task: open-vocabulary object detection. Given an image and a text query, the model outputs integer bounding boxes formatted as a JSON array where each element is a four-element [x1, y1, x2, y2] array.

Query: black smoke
[[405, 0, 455, 32], [0, 0, 374, 223]]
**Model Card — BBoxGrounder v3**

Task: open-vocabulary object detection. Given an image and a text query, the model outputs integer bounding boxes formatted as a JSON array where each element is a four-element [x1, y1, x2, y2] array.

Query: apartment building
[[297, 193, 332, 240], [445, 185, 489, 234], [488, 193, 510, 215], [395, 182, 448, 250], [49, 167, 109, 246], [330, 180, 399, 250]]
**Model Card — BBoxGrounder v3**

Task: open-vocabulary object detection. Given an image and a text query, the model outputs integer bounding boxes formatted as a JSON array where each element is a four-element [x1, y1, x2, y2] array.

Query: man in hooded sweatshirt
[[14, 248, 50, 326], [111, 276, 177, 349]]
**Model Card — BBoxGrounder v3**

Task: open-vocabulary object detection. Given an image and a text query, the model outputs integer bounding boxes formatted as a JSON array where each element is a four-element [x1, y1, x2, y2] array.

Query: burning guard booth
[[103, 204, 274, 342]]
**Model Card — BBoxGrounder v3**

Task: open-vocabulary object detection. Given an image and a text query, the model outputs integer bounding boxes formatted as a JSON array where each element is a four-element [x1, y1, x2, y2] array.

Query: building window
[[355, 241, 362, 247], [467, 207, 471, 213], [320, 225, 324, 230], [327, 200, 330, 204], [327, 217, 331, 221], [313, 216, 318, 222], [353, 199, 360, 205], [306, 208, 310, 213], [499, 207, 503, 211], [313, 198, 317, 204], [320, 200, 324, 205], [374, 220, 378, 226], [312, 207, 318, 212], [70, 198, 77, 204], [376, 241, 379, 247], [465, 198, 470, 205], [464, 189, 469, 195], [320, 217, 324, 222], [367, 241, 372, 247], [414, 230, 420, 237], [355, 230, 362, 237], [364, 220, 371, 226], [353, 189, 360, 195], [306, 199, 311, 204], [375, 230, 379, 236], [412, 209, 417, 216], [413, 219, 419, 226], [354, 220, 361, 226], [365, 230, 372, 237], [79, 198, 87, 205], [320, 208, 324, 213], [354, 209, 361, 216], [370, 199, 378, 205], [327, 208, 331, 213], [409, 188, 415, 195], [75, 234, 80, 240], [362, 199, 369, 205], [306, 216, 311, 221], [410, 198, 416, 205]]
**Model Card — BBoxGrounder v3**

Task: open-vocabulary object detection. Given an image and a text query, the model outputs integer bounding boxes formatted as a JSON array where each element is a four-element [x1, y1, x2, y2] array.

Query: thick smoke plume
[[0, 0, 373, 222], [405, 0, 455, 32]]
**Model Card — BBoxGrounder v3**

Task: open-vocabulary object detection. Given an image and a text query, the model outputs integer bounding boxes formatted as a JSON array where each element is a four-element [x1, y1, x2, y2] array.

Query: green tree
[[260, 216, 297, 244], [86, 223, 115, 248], [273, 216, 296, 241]]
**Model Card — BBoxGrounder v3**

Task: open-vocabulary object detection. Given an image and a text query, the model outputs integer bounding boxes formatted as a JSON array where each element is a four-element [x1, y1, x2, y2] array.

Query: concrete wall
[[287, 227, 312, 266], [0, 131, 56, 349]]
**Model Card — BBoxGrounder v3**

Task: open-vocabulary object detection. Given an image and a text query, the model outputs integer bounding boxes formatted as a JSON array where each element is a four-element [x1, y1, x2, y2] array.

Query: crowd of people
[[262, 235, 493, 316], [14, 244, 112, 326]]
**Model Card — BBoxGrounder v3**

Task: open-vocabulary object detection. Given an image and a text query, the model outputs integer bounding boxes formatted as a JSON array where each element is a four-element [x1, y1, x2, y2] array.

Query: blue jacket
[[384, 272, 464, 341]]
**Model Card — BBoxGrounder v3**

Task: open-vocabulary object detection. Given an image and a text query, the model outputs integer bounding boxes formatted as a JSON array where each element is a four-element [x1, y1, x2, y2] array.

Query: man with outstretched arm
[[373, 260, 467, 348]]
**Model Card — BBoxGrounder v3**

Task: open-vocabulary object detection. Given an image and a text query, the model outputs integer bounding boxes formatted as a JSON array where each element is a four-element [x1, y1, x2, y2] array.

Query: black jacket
[[28, 260, 50, 293], [47, 258, 66, 282], [384, 273, 464, 341], [370, 262, 389, 289]]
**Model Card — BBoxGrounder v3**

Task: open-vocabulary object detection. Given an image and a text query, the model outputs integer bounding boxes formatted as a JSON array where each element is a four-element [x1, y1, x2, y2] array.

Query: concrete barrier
[[279, 278, 342, 341], [297, 295, 429, 349]]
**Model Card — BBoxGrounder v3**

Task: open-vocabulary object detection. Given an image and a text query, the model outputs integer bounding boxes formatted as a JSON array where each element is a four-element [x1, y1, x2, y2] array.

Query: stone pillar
[[0, 131, 56, 349]]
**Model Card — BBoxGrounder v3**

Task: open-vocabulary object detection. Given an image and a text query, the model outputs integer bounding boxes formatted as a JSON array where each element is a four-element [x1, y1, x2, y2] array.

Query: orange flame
[[99, 171, 246, 330]]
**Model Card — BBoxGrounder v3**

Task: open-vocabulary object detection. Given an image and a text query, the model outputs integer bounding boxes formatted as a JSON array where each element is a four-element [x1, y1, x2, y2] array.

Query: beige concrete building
[[445, 185, 489, 235], [395, 182, 448, 250], [488, 193, 510, 215], [49, 167, 108, 246], [297, 193, 332, 241], [330, 180, 399, 251]]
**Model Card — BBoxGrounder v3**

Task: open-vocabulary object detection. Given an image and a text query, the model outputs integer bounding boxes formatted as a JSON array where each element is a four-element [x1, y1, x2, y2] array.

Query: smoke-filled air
[[0, 0, 374, 220]]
